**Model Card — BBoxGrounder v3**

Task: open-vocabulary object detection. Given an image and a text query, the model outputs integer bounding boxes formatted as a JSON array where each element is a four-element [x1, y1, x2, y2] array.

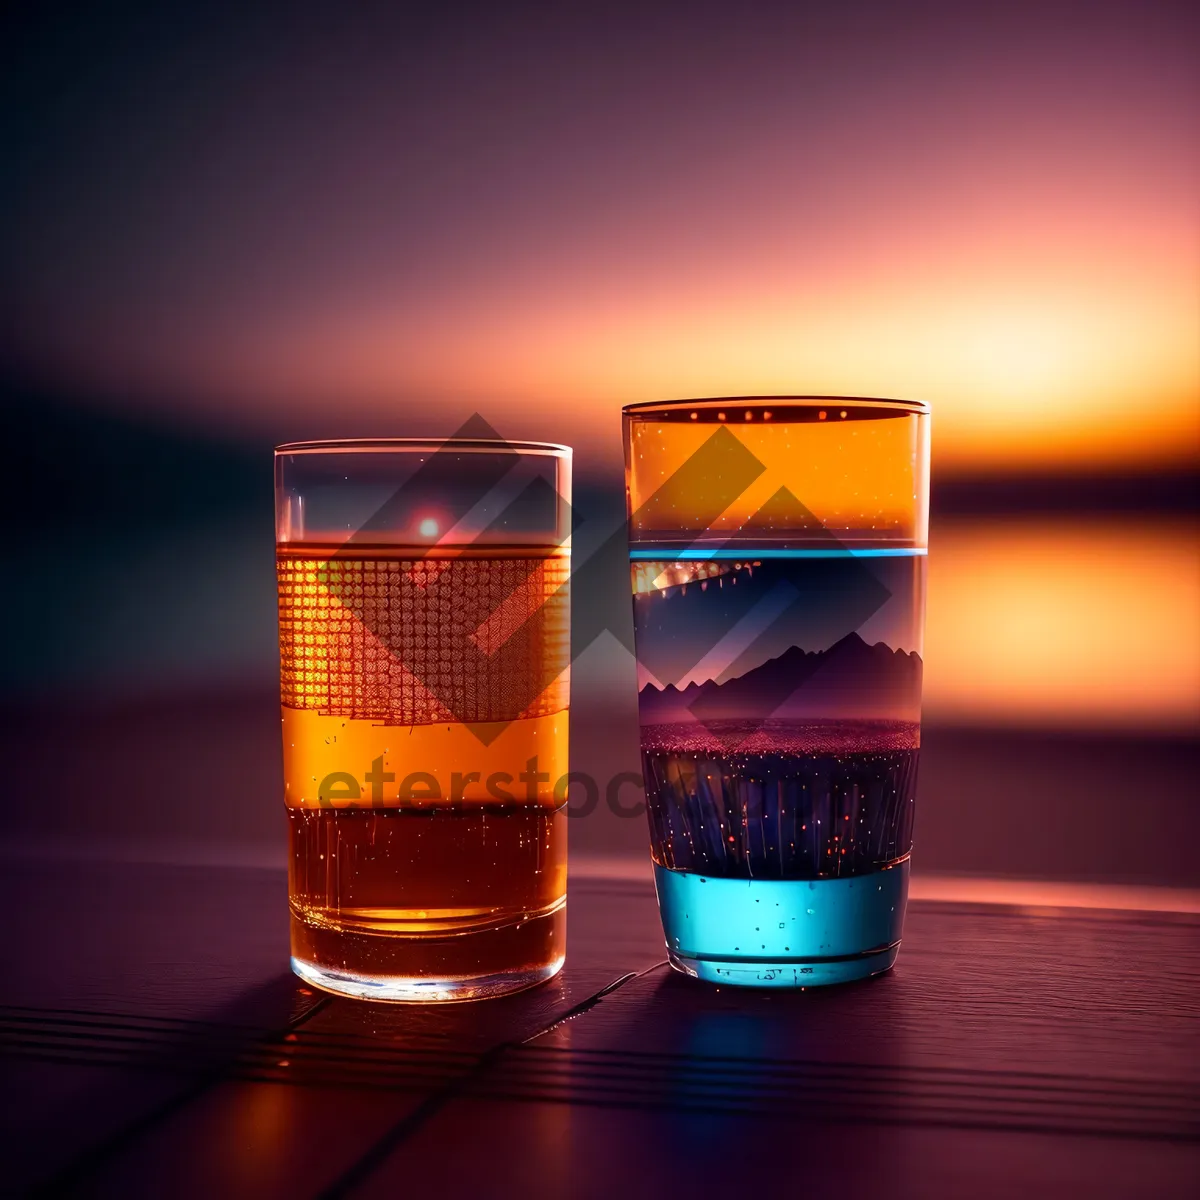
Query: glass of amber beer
[[275, 438, 571, 1001]]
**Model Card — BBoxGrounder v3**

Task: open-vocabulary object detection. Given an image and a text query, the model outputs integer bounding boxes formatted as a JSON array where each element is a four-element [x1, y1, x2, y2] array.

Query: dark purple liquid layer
[[642, 720, 919, 879]]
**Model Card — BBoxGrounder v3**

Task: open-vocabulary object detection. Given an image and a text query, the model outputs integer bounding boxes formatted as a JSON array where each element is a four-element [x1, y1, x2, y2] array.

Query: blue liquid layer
[[654, 859, 909, 988]]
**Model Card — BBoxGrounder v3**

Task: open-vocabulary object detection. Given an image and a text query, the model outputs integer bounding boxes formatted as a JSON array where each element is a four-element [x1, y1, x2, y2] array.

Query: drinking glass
[[276, 438, 571, 1000], [624, 398, 930, 986]]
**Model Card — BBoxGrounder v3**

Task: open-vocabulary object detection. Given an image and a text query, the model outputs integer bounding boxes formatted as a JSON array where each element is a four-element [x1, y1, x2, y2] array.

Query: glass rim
[[622, 395, 930, 416], [274, 437, 571, 458]]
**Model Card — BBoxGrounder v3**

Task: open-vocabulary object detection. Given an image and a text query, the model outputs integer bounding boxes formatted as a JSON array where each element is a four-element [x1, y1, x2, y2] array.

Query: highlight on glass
[[275, 438, 572, 1001], [623, 398, 930, 987]]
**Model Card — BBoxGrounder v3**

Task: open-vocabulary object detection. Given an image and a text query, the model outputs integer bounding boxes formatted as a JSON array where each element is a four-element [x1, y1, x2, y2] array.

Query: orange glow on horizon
[[6, 2, 1196, 479], [923, 518, 1200, 730], [52, 245, 1194, 475]]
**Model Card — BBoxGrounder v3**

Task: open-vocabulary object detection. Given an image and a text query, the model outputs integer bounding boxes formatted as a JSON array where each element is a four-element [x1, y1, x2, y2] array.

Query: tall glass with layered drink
[[624, 399, 929, 986], [275, 438, 571, 1001]]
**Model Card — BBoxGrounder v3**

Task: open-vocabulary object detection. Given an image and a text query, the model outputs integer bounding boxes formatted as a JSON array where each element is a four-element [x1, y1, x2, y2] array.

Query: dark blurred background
[[2, 0, 1197, 885]]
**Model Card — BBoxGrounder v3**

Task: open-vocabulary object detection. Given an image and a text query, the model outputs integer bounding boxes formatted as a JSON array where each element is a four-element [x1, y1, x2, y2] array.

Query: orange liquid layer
[[626, 404, 928, 546]]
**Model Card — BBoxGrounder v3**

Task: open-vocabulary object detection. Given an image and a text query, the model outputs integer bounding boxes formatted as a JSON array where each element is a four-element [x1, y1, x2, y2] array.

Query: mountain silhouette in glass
[[638, 632, 923, 725]]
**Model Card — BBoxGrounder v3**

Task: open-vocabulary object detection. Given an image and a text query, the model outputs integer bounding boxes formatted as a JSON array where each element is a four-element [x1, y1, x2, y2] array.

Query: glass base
[[288, 891, 565, 1004], [654, 858, 909, 989], [667, 944, 899, 987], [291, 953, 564, 1003]]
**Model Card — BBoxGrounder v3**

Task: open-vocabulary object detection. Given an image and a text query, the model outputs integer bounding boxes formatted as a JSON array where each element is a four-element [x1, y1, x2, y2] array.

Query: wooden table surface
[[2, 856, 1198, 1199]]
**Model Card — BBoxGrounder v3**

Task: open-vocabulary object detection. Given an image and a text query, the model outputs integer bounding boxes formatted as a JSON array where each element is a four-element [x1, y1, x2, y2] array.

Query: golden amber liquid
[[277, 545, 569, 997]]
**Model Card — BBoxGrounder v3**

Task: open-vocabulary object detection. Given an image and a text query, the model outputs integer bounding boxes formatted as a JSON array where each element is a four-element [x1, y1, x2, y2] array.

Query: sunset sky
[[2, 0, 1197, 476]]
